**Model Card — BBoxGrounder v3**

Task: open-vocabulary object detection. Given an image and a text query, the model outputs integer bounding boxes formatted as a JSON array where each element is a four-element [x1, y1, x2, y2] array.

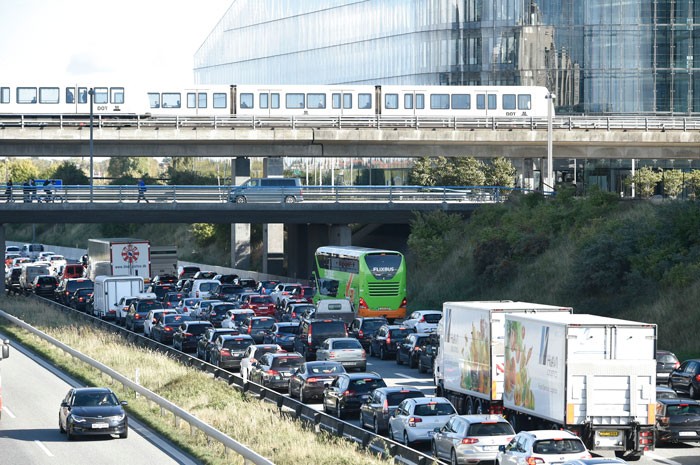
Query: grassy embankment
[[0, 295, 402, 465]]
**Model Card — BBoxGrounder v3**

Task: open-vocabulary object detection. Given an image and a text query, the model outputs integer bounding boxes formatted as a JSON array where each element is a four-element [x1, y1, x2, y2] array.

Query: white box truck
[[91, 275, 144, 320], [434, 301, 573, 416], [503, 312, 656, 460], [87, 238, 150, 278]]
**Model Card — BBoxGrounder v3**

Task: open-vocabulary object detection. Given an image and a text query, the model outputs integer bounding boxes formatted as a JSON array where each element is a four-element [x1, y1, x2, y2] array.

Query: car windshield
[[163, 315, 190, 325], [73, 391, 119, 407], [332, 339, 362, 349], [386, 391, 425, 406], [533, 439, 586, 454], [234, 313, 254, 322], [309, 363, 345, 374], [251, 319, 275, 330], [658, 354, 678, 363], [139, 301, 164, 312], [413, 402, 456, 416], [313, 322, 346, 336], [210, 307, 229, 316], [422, 313, 442, 323], [187, 324, 211, 335], [349, 378, 387, 393], [667, 404, 700, 415], [223, 338, 254, 350], [251, 296, 273, 304], [271, 356, 303, 370], [390, 328, 413, 339], [277, 325, 298, 334], [467, 422, 514, 436], [362, 319, 387, 331]]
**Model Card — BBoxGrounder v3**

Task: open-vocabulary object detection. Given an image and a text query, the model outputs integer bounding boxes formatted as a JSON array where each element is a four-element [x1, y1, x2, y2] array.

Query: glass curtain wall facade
[[195, 0, 700, 115]]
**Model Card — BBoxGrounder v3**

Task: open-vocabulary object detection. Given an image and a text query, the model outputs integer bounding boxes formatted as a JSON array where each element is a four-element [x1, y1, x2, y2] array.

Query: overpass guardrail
[[1, 184, 528, 204]]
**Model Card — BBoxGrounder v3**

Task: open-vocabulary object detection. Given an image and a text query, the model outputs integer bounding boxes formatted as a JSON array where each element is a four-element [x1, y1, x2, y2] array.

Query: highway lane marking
[[393, 373, 432, 381], [34, 440, 54, 457], [643, 452, 682, 465], [2, 406, 16, 418]]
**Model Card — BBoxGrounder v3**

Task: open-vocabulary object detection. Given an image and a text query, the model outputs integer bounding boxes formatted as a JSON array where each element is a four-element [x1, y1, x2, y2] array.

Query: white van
[[189, 279, 221, 299], [315, 299, 355, 324], [228, 177, 303, 204], [19, 263, 51, 294], [20, 243, 45, 259]]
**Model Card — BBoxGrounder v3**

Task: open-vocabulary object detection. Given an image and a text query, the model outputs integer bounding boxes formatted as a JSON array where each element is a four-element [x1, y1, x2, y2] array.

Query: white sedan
[[401, 310, 442, 333]]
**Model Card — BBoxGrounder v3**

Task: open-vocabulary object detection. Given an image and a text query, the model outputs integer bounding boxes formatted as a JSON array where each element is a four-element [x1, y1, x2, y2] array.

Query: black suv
[[368, 324, 413, 360], [359, 386, 425, 433], [347, 317, 388, 349], [55, 278, 94, 305], [417, 332, 439, 374], [395, 333, 430, 368], [294, 318, 348, 361], [125, 298, 164, 332], [238, 316, 276, 343], [322, 372, 386, 419], [31, 275, 59, 298], [173, 320, 214, 352]]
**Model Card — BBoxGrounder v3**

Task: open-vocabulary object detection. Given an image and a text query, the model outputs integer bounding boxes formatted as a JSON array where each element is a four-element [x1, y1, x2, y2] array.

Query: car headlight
[[70, 415, 86, 423], [110, 413, 126, 421]]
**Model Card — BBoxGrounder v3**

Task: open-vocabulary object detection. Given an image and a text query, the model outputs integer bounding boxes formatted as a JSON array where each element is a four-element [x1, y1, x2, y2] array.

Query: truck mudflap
[[576, 422, 653, 461]]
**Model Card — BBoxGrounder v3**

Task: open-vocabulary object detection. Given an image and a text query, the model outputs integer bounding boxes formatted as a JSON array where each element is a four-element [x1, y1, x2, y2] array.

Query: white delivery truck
[[434, 301, 573, 416], [87, 238, 151, 279], [503, 312, 656, 460], [92, 275, 145, 320]]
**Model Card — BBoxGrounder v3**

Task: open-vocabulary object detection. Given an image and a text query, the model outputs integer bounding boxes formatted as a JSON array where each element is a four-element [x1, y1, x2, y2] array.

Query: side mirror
[[120, 400, 128, 406], [61, 401, 69, 408], [433, 427, 441, 433], [498, 445, 506, 452]]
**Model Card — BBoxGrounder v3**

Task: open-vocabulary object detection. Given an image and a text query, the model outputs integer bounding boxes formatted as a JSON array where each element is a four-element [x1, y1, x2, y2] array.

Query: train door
[[475, 90, 498, 117], [401, 91, 426, 116], [331, 91, 354, 115], [66, 86, 89, 115], [256, 90, 281, 116]]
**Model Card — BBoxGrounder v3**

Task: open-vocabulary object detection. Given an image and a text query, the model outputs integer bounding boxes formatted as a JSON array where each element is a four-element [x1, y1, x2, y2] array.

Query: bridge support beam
[[260, 157, 286, 274], [230, 157, 251, 269]]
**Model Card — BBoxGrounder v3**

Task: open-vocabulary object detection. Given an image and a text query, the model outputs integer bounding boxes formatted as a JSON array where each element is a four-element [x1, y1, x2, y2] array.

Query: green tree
[[485, 157, 516, 187], [107, 157, 152, 184], [7, 159, 39, 183], [48, 161, 89, 185], [662, 169, 684, 199], [627, 166, 662, 199], [685, 170, 700, 199], [408, 157, 436, 186]]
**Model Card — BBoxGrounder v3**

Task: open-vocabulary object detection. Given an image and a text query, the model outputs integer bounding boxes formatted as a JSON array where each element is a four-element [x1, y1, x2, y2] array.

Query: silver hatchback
[[431, 414, 514, 465], [315, 337, 367, 371]]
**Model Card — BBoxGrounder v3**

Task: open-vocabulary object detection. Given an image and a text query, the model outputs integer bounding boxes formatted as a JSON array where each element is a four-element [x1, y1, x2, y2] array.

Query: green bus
[[312, 246, 407, 321]]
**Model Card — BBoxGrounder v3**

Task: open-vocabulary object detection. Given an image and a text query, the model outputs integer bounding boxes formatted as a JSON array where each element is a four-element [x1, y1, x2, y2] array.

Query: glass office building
[[195, 0, 700, 115]]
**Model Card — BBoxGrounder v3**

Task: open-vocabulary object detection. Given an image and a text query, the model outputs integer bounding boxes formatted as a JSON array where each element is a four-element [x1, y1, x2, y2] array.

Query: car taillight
[[461, 437, 479, 444], [525, 458, 545, 465], [134, 314, 142, 320], [308, 326, 313, 344], [419, 316, 425, 322], [386, 335, 391, 345], [342, 390, 356, 397], [382, 399, 389, 414], [358, 330, 364, 338], [164, 327, 173, 332], [307, 377, 319, 383], [674, 361, 680, 368], [210, 311, 217, 317], [247, 326, 252, 334], [328, 352, 336, 359], [696, 374, 700, 383], [359, 298, 369, 310], [220, 349, 231, 356], [408, 416, 422, 427], [184, 332, 193, 337], [264, 369, 279, 379]]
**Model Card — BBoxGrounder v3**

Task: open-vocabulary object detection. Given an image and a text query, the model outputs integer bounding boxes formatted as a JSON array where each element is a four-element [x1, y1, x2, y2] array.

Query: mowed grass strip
[[0, 296, 400, 465]]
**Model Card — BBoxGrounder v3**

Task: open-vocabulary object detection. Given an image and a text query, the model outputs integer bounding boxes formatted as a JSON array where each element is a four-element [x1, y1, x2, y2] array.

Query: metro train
[[0, 83, 553, 119]]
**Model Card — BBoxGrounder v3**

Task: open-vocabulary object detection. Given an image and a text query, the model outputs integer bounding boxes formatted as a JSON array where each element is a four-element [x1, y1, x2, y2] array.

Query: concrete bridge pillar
[[261, 158, 285, 274], [230, 157, 251, 269], [286, 224, 351, 281]]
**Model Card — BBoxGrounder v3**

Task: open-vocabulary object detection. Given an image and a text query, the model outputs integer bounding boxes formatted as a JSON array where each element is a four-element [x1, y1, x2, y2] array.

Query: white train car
[[379, 85, 552, 118]]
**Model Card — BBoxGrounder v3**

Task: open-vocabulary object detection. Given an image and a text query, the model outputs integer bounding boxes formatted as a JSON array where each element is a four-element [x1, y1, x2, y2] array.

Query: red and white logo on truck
[[121, 244, 140, 264]]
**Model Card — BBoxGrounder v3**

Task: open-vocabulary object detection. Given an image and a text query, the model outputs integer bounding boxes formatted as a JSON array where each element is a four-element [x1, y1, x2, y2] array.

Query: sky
[[0, 0, 232, 85]]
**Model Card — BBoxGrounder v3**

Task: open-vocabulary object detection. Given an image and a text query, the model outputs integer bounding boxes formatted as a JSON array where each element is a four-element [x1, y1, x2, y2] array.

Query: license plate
[[679, 431, 697, 437], [482, 445, 498, 451], [92, 422, 109, 429], [599, 431, 619, 437]]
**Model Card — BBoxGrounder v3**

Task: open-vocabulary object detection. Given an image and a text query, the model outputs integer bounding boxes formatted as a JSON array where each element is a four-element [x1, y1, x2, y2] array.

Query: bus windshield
[[364, 253, 402, 280]]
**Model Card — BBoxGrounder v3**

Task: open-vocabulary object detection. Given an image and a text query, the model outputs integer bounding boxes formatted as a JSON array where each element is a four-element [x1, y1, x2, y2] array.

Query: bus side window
[[319, 278, 339, 297]]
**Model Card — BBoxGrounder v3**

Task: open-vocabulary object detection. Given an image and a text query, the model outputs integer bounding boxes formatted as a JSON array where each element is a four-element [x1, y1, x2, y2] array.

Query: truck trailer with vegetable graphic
[[434, 301, 572, 416], [503, 312, 657, 460]]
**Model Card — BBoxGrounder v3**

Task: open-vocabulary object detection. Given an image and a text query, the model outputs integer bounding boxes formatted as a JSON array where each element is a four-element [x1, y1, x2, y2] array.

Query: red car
[[241, 294, 276, 317]]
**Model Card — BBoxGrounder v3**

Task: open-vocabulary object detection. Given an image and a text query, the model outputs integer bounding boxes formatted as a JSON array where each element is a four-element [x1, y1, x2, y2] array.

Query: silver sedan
[[315, 337, 367, 371]]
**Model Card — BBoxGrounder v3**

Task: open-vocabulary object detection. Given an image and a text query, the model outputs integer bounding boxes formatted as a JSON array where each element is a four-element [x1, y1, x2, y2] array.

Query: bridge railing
[[1, 184, 533, 204]]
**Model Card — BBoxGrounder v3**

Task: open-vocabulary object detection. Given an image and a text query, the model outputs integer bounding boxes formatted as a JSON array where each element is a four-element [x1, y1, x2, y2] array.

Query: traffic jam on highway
[[4, 241, 700, 465]]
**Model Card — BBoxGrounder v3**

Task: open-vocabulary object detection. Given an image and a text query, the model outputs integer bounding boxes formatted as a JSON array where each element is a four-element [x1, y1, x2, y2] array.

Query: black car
[[396, 333, 430, 368], [31, 274, 59, 298], [173, 320, 214, 352], [655, 398, 700, 444], [148, 283, 176, 301], [55, 277, 94, 305], [125, 298, 164, 332], [249, 352, 305, 390], [69, 288, 93, 312], [152, 313, 191, 344], [657, 350, 680, 385], [417, 332, 439, 374], [276, 302, 315, 322], [288, 361, 346, 403], [669, 359, 700, 399], [151, 274, 177, 285], [294, 318, 348, 361], [347, 317, 388, 349], [197, 327, 242, 362], [212, 284, 245, 302], [368, 324, 413, 360], [5, 266, 22, 294], [162, 291, 185, 309], [323, 372, 387, 419], [58, 387, 128, 440], [206, 302, 238, 328], [359, 386, 426, 433], [214, 274, 239, 285], [238, 316, 277, 343], [262, 322, 299, 351], [208, 334, 255, 369]]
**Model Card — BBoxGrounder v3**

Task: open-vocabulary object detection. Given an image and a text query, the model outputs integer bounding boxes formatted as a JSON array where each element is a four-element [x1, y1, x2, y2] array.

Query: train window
[[148, 93, 160, 109], [240, 93, 253, 109], [502, 94, 516, 110], [78, 88, 88, 104], [416, 94, 425, 109], [385, 94, 399, 109], [39, 87, 60, 104], [489, 94, 497, 109], [430, 94, 449, 109], [187, 93, 196, 108], [286, 93, 305, 109], [404, 94, 413, 109], [162, 93, 181, 108], [343, 94, 352, 109], [518, 94, 532, 110], [94, 88, 108, 104], [199, 93, 207, 108], [359, 93, 372, 109], [307, 93, 326, 109], [17, 87, 37, 104], [271, 93, 280, 109], [66, 88, 75, 104], [477, 94, 496, 110], [451, 94, 470, 109], [0, 87, 9, 104], [259, 93, 268, 109], [111, 87, 125, 104], [213, 93, 227, 108], [332, 93, 341, 109]]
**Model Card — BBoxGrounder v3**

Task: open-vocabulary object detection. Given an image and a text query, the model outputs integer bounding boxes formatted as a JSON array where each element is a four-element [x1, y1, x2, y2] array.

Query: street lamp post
[[88, 88, 94, 202], [546, 92, 556, 193]]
